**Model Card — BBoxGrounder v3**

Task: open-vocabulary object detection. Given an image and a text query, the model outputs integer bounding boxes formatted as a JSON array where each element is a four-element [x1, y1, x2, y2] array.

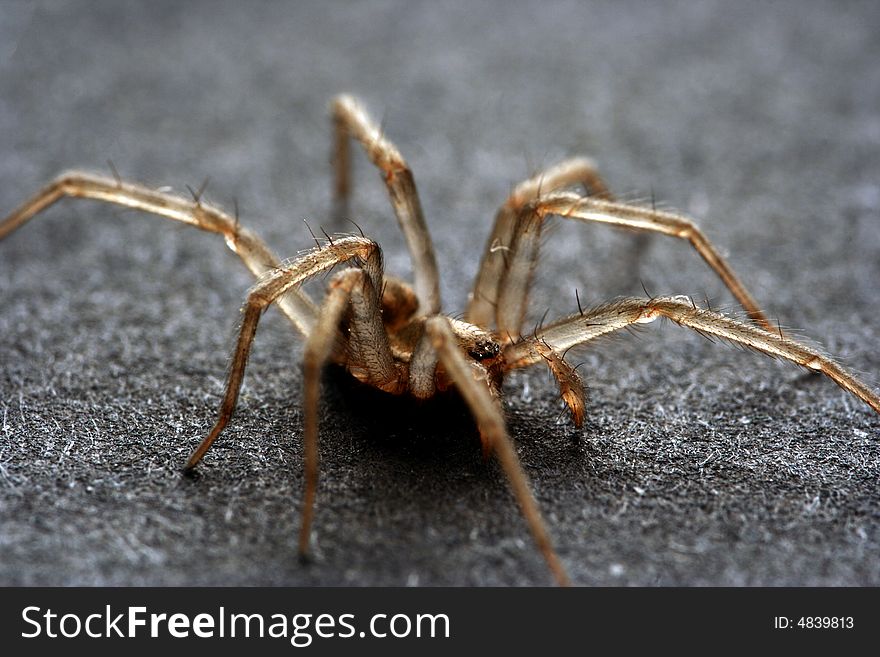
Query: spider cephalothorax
[[2, 94, 878, 586]]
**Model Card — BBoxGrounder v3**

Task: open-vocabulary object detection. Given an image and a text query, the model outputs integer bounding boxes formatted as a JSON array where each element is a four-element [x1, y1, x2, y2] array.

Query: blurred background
[[1, 0, 878, 585]]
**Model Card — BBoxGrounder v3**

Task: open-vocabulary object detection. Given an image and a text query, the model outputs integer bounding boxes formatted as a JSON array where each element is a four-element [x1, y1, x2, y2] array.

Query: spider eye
[[468, 340, 500, 361]]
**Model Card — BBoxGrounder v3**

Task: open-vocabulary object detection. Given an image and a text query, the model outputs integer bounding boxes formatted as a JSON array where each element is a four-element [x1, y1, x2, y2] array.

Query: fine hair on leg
[[184, 236, 386, 470], [331, 94, 441, 314], [503, 295, 880, 415], [467, 157, 613, 329], [0, 170, 318, 335], [493, 192, 771, 339], [425, 315, 571, 586]]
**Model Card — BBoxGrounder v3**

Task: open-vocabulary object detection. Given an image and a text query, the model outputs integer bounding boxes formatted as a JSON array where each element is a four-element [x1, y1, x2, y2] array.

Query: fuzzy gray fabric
[[1, 0, 879, 586]]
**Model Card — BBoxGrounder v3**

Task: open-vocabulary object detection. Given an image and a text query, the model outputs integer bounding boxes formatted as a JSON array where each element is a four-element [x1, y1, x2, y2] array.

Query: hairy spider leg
[[298, 264, 405, 554], [183, 236, 396, 470], [179, 237, 405, 560], [467, 157, 613, 328], [331, 94, 441, 315], [492, 192, 772, 340], [503, 296, 880, 415], [0, 171, 318, 335], [426, 316, 571, 586]]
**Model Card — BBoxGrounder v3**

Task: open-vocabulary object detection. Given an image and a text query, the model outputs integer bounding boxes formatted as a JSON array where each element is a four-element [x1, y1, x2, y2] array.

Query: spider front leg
[[183, 235, 395, 469], [492, 192, 772, 340], [331, 94, 441, 314], [504, 296, 880, 415], [181, 236, 403, 560], [0, 170, 318, 335], [425, 316, 570, 586], [299, 265, 405, 554]]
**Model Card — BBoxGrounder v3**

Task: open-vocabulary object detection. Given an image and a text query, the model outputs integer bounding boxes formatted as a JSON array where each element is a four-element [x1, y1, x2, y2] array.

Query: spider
[[2, 95, 879, 586]]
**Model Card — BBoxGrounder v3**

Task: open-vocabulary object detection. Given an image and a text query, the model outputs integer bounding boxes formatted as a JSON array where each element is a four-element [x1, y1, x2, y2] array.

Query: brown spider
[[2, 95, 879, 586]]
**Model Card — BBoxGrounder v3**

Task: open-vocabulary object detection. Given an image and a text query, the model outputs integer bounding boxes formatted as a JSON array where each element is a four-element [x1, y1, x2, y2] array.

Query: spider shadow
[[317, 365, 595, 480], [301, 366, 538, 575], [318, 365, 486, 465]]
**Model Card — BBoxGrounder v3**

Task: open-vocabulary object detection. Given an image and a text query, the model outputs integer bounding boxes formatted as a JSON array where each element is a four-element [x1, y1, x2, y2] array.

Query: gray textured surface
[[1, 0, 879, 586]]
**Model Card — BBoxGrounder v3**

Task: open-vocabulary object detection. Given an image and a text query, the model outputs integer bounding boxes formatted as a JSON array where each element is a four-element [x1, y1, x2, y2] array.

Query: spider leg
[[337, 269, 405, 394], [298, 265, 405, 555], [425, 316, 570, 586], [298, 275, 351, 555], [503, 296, 880, 415], [183, 236, 391, 470], [407, 321, 439, 399], [0, 171, 318, 335], [331, 94, 441, 314], [466, 157, 613, 328], [494, 192, 772, 339]]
